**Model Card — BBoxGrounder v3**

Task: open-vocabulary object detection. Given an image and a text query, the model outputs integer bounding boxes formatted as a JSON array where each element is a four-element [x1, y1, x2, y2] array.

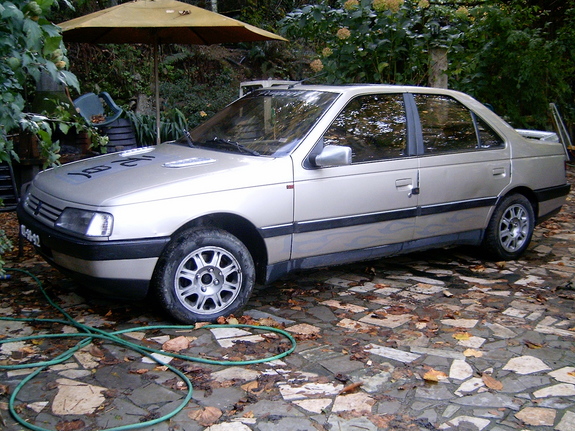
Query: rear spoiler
[[516, 129, 559, 142]]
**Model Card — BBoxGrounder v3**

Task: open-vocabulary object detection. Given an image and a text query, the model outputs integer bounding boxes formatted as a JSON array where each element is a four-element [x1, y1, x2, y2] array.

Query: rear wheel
[[153, 228, 255, 323], [483, 194, 534, 260]]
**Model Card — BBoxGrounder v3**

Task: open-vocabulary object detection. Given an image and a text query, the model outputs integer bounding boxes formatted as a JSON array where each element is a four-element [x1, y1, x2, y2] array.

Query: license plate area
[[20, 224, 41, 247]]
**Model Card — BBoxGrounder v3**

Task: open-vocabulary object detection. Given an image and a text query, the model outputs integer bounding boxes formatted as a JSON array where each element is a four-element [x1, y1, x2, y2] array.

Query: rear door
[[411, 93, 511, 242]]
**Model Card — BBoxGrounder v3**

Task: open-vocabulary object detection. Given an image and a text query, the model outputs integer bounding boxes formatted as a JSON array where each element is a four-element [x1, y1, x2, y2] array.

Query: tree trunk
[[429, 48, 448, 89]]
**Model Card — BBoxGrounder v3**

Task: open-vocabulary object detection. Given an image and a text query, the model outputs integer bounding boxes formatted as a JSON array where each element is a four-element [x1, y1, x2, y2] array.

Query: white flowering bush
[[281, 0, 472, 84]]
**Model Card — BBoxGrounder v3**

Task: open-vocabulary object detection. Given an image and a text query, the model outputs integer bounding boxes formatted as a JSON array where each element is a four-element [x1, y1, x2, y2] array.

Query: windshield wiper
[[200, 137, 261, 156], [176, 129, 196, 148]]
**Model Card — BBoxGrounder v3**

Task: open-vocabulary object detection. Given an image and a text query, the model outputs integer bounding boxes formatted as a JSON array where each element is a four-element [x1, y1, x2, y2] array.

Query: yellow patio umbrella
[[58, 0, 288, 143]]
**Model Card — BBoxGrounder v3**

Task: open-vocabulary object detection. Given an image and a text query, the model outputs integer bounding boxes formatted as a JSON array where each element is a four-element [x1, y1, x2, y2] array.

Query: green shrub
[[280, 0, 470, 85]]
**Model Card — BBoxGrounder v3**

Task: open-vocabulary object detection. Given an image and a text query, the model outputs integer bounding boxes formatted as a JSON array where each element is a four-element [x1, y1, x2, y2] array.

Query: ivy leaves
[[0, 0, 79, 161]]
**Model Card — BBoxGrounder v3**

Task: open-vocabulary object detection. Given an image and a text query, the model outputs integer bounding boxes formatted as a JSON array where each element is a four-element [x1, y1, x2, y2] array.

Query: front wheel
[[153, 228, 255, 323], [482, 194, 535, 260]]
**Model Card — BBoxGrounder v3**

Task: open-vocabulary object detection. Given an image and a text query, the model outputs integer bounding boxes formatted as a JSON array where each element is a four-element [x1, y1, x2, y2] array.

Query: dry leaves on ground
[[188, 406, 222, 427], [423, 368, 448, 382], [482, 374, 504, 391]]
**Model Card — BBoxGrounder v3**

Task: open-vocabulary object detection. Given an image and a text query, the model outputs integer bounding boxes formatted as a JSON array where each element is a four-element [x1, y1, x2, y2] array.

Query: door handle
[[395, 178, 413, 188], [492, 167, 506, 177], [396, 179, 419, 197]]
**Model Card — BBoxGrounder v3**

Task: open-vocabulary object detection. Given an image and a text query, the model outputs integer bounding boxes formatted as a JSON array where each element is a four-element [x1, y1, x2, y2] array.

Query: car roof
[[259, 83, 467, 96]]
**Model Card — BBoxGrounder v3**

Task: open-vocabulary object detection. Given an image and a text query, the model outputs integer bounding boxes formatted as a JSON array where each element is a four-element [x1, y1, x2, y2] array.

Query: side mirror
[[313, 145, 352, 167]]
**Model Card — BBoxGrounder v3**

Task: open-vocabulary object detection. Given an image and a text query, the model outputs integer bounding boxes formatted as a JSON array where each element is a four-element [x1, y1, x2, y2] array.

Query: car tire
[[153, 228, 255, 323], [483, 194, 535, 260]]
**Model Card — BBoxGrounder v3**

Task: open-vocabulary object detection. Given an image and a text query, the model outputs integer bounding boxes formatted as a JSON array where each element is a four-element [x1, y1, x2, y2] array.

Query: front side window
[[190, 90, 338, 157], [323, 94, 407, 163], [415, 94, 504, 154]]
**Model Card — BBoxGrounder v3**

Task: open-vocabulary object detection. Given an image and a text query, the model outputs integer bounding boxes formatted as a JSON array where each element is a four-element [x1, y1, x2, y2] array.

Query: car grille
[[24, 194, 64, 225]]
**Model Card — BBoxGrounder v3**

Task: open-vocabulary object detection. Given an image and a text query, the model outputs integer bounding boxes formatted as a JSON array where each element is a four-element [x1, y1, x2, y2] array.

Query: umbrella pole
[[154, 35, 161, 145]]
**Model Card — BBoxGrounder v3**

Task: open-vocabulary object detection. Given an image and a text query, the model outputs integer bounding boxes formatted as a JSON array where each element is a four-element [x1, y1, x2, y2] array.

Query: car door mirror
[[313, 145, 352, 167]]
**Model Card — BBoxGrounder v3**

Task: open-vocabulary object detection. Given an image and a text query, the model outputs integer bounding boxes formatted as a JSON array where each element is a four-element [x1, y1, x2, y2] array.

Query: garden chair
[[73, 92, 123, 127]]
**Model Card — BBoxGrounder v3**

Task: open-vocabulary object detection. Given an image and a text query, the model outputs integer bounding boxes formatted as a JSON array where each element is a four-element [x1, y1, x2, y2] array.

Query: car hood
[[33, 144, 293, 207]]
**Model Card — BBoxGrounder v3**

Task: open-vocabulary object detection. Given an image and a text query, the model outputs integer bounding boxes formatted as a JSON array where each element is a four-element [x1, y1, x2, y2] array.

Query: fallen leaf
[[286, 323, 321, 335], [463, 349, 483, 358], [89, 345, 105, 358], [482, 374, 503, 391], [162, 336, 189, 352], [258, 317, 282, 328], [339, 382, 363, 394], [241, 381, 259, 393], [56, 420, 85, 431], [524, 340, 543, 349], [386, 305, 412, 315], [19, 346, 37, 355], [368, 414, 394, 428], [423, 368, 448, 382], [453, 332, 471, 341], [188, 406, 222, 427]]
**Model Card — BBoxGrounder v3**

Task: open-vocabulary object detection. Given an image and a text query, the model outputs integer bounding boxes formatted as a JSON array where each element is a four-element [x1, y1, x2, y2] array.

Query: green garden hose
[[0, 268, 297, 431]]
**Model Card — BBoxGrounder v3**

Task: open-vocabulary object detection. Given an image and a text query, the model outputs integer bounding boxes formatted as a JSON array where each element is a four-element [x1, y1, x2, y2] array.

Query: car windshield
[[188, 89, 338, 157]]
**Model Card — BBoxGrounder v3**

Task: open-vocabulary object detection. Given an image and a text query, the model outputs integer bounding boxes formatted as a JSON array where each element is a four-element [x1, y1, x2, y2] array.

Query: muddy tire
[[153, 228, 255, 323]]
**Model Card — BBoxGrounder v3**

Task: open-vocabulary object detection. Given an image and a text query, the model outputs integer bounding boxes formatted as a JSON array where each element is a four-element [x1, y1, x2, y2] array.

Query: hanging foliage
[[0, 0, 83, 162]]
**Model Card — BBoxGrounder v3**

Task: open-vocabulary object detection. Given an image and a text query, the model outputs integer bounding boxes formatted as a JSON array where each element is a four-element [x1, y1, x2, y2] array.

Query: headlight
[[55, 208, 114, 237]]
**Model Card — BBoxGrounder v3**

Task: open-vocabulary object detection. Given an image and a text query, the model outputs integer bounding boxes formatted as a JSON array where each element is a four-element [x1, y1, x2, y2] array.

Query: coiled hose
[[0, 268, 296, 431]]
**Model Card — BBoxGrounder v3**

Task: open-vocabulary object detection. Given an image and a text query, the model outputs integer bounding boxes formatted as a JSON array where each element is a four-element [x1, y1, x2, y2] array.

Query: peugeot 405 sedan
[[18, 84, 571, 323]]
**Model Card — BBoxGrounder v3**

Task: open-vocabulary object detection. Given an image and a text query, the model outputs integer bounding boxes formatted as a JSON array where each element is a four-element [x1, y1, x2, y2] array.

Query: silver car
[[17, 84, 571, 323]]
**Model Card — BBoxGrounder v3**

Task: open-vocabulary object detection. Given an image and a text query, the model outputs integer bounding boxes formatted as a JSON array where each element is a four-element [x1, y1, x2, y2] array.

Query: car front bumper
[[17, 204, 170, 299]]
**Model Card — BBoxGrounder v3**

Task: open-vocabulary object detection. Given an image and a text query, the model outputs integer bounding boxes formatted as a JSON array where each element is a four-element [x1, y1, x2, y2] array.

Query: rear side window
[[323, 94, 407, 163], [415, 94, 504, 154]]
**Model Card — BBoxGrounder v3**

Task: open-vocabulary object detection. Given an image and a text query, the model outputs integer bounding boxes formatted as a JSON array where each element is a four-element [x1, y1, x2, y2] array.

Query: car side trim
[[260, 183, 569, 241], [259, 196, 497, 238], [534, 183, 571, 202], [295, 207, 418, 233], [418, 197, 498, 216]]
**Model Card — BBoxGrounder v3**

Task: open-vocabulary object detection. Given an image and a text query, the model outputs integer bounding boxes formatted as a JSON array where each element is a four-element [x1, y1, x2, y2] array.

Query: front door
[[291, 93, 419, 267]]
